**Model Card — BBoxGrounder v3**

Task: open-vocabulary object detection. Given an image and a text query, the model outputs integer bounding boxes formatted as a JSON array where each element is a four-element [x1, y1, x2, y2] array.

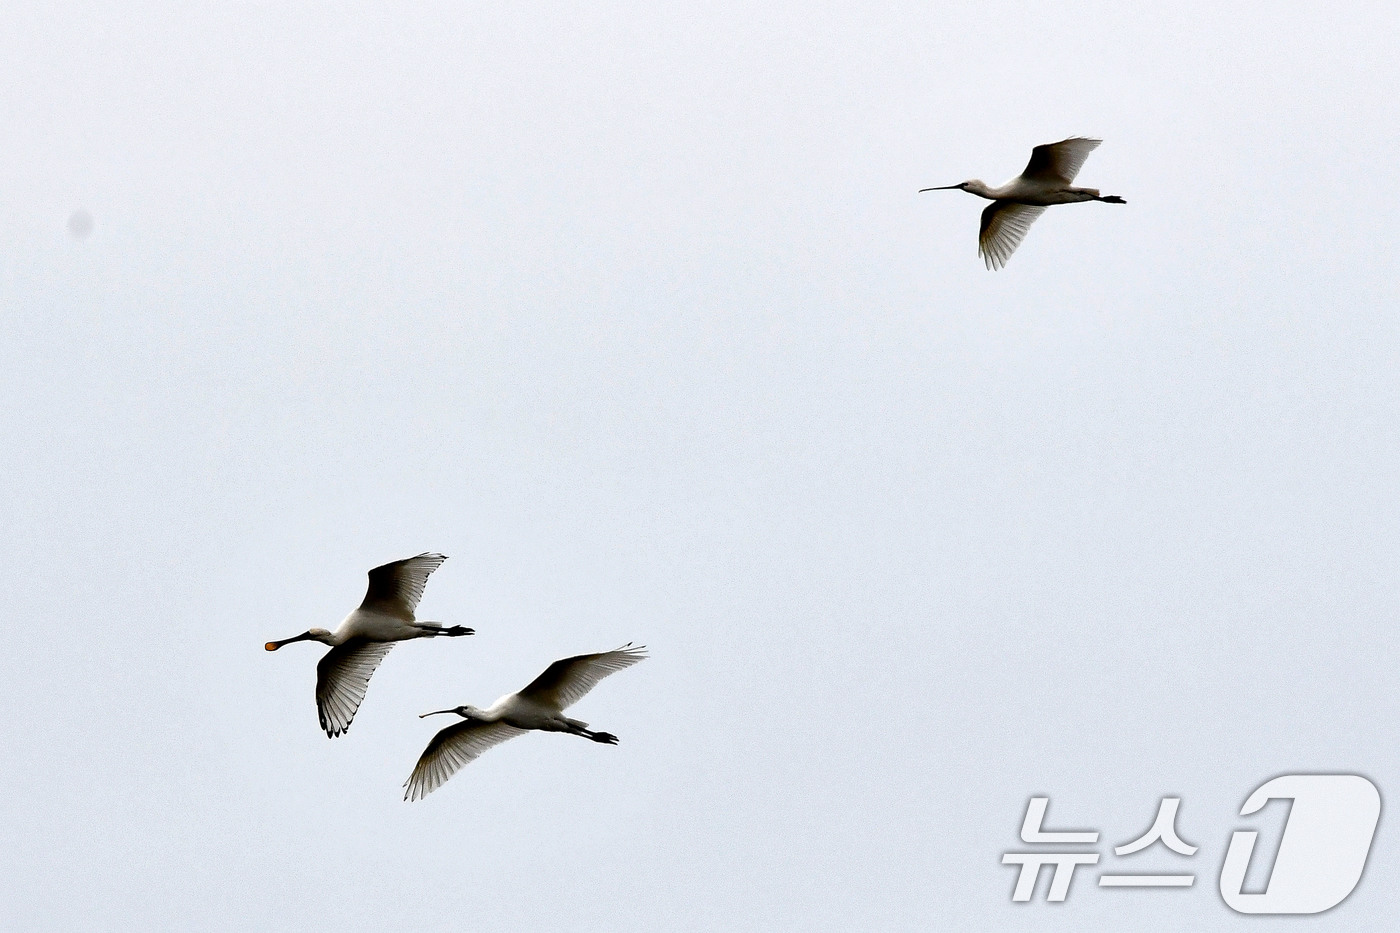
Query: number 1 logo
[[1220, 774, 1380, 914]]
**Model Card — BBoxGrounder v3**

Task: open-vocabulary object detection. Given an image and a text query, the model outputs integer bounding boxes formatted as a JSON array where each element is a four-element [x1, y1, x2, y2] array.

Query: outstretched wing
[[360, 552, 446, 621], [403, 720, 529, 801], [315, 638, 395, 737], [979, 202, 1046, 270], [1021, 137, 1101, 184], [517, 644, 648, 711]]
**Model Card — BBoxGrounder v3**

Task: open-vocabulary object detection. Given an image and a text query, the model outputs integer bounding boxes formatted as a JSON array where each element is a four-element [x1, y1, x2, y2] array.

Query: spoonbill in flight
[[265, 552, 473, 738], [921, 137, 1125, 269], [404, 644, 647, 801]]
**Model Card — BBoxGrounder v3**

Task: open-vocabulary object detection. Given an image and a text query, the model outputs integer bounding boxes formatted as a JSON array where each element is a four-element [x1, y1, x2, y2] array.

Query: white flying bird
[[404, 644, 647, 801], [265, 552, 473, 738], [921, 137, 1125, 269]]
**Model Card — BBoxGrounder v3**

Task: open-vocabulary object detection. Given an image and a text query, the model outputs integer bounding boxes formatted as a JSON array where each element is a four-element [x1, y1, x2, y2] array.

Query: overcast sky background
[[4, 3, 1399, 930]]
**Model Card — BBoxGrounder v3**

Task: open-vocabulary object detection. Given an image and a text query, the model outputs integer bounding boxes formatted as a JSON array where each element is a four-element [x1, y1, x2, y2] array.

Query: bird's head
[[919, 179, 982, 194], [420, 704, 484, 721], [264, 627, 335, 651]]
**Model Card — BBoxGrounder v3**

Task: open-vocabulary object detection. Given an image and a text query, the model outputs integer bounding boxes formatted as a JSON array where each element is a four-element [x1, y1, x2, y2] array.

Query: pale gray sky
[[3, 3, 1399, 930]]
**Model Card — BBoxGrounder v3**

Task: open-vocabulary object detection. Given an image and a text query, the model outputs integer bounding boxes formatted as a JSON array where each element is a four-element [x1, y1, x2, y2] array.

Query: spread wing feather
[[360, 552, 446, 620], [518, 644, 648, 711], [315, 638, 395, 738], [1021, 137, 1100, 184], [403, 720, 529, 801], [979, 202, 1046, 270]]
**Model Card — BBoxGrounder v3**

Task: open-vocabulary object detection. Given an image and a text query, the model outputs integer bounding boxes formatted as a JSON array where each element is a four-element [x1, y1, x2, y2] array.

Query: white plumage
[[922, 137, 1126, 269], [404, 644, 647, 801], [265, 553, 473, 737]]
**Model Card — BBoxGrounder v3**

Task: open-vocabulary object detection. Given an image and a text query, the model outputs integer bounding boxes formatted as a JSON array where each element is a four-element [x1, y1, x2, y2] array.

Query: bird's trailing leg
[[416, 622, 475, 637], [560, 717, 619, 744]]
